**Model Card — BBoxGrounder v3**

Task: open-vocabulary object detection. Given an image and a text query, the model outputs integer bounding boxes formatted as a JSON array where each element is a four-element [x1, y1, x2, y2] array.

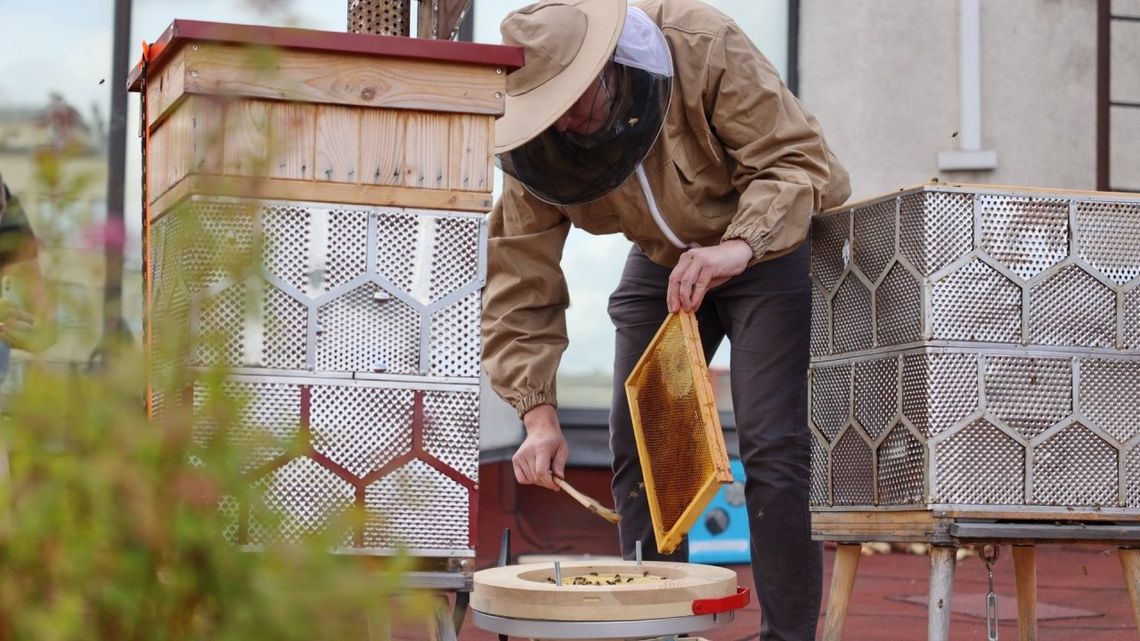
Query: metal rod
[[928, 547, 958, 641], [498, 528, 511, 567], [553, 561, 562, 586], [957, 0, 984, 153], [636, 540, 643, 566], [103, 0, 132, 353], [1097, 0, 1110, 190], [786, 0, 800, 96]]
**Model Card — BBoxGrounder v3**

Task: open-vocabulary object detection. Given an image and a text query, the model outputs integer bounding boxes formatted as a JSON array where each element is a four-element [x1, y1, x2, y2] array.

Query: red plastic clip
[[691, 586, 750, 615]]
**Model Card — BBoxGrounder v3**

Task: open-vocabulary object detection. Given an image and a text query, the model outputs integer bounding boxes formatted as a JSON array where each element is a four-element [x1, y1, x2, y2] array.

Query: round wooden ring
[[471, 560, 737, 621]]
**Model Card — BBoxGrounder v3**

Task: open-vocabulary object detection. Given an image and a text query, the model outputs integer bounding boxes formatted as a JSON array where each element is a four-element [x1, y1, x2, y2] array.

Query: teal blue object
[[689, 458, 751, 565]]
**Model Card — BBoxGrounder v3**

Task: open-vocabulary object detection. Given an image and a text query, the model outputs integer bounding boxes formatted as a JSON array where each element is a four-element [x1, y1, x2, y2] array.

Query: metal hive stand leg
[[822, 543, 862, 641], [928, 546, 957, 641]]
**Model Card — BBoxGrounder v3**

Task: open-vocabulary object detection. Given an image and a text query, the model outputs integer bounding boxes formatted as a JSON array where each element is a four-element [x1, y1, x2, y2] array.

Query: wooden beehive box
[[125, 22, 522, 557], [127, 20, 522, 216]]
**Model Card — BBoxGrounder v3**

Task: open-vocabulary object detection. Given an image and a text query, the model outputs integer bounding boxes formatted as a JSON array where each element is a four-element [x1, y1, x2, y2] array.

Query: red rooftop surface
[[455, 463, 1140, 641]]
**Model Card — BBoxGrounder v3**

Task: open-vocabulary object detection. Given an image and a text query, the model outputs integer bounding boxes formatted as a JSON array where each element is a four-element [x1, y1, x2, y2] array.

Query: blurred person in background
[[0, 171, 55, 375], [0, 170, 55, 486], [481, 1, 850, 639]]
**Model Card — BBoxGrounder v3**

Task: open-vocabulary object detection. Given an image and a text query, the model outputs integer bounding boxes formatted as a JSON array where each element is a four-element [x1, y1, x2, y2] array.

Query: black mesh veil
[[497, 63, 671, 206], [496, 8, 674, 207]]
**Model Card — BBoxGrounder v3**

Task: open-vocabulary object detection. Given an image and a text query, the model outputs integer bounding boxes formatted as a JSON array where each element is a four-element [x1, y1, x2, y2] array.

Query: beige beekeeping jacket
[[483, 0, 852, 418]]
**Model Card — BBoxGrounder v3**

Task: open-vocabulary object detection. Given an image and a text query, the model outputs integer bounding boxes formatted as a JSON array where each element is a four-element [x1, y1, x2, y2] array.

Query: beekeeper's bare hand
[[667, 240, 753, 312], [514, 404, 569, 491], [0, 299, 37, 350]]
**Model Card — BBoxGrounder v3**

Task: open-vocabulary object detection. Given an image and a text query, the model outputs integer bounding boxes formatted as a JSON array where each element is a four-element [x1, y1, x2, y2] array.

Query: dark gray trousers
[[606, 242, 820, 641]]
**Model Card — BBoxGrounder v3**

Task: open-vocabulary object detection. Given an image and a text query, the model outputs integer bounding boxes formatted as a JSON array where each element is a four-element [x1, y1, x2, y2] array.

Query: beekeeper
[[482, 1, 851, 639]]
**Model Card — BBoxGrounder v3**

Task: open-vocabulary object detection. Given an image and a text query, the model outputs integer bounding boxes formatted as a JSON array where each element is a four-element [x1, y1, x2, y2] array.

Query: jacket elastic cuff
[[512, 389, 558, 420], [721, 230, 767, 267]]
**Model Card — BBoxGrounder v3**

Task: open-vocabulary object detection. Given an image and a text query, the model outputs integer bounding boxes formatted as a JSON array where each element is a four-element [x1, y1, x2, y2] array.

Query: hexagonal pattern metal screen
[[148, 195, 484, 557], [187, 377, 477, 554], [150, 197, 485, 380], [810, 186, 1140, 513]]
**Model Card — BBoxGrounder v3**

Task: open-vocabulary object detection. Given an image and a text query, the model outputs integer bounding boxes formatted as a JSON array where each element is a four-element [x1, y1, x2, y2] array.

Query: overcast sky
[[0, 0, 787, 374]]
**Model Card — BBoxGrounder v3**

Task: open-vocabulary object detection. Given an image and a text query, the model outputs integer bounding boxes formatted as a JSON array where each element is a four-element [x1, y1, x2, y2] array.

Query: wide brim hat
[[495, 0, 628, 155]]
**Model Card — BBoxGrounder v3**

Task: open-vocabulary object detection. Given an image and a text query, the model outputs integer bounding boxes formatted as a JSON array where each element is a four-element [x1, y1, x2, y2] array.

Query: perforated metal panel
[[979, 196, 1070, 282], [810, 282, 829, 357], [853, 358, 897, 440], [185, 376, 477, 554], [810, 185, 1140, 514], [900, 352, 978, 438], [149, 197, 486, 380], [899, 191, 973, 276], [831, 429, 873, 505], [935, 418, 1024, 505], [878, 423, 925, 505], [1029, 265, 1116, 348], [149, 195, 484, 557], [1033, 423, 1117, 507], [876, 262, 922, 346], [985, 356, 1071, 440], [810, 364, 850, 443], [931, 259, 1021, 343], [852, 200, 896, 282], [1080, 359, 1140, 443], [810, 435, 829, 505], [348, 0, 410, 36], [833, 276, 872, 353]]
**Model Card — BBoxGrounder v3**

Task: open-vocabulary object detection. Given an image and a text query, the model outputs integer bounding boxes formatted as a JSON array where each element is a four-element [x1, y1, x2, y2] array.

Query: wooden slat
[[223, 99, 271, 177], [184, 43, 507, 117], [151, 175, 494, 220], [190, 96, 225, 175], [148, 95, 225, 199], [812, 510, 944, 543], [268, 102, 316, 181], [145, 47, 187, 128], [404, 112, 450, 190], [147, 119, 169, 199], [315, 105, 361, 183], [448, 113, 493, 193], [360, 109, 406, 187], [163, 103, 190, 198]]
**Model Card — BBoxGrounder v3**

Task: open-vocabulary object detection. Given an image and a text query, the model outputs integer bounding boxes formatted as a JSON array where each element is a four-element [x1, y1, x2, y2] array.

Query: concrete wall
[[800, 0, 1100, 201]]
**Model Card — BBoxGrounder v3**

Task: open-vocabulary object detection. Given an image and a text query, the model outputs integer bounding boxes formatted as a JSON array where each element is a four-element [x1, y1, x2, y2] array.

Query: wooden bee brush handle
[[552, 475, 622, 524]]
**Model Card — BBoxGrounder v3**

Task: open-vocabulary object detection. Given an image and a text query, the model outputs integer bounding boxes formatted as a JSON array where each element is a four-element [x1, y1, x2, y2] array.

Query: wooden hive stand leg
[[428, 592, 458, 641], [928, 546, 957, 641], [822, 543, 862, 641], [1118, 547, 1140, 636], [1012, 545, 1037, 641]]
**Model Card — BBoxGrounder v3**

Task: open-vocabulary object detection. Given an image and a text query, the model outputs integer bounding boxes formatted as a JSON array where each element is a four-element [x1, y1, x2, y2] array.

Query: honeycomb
[[625, 311, 732, 553]]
